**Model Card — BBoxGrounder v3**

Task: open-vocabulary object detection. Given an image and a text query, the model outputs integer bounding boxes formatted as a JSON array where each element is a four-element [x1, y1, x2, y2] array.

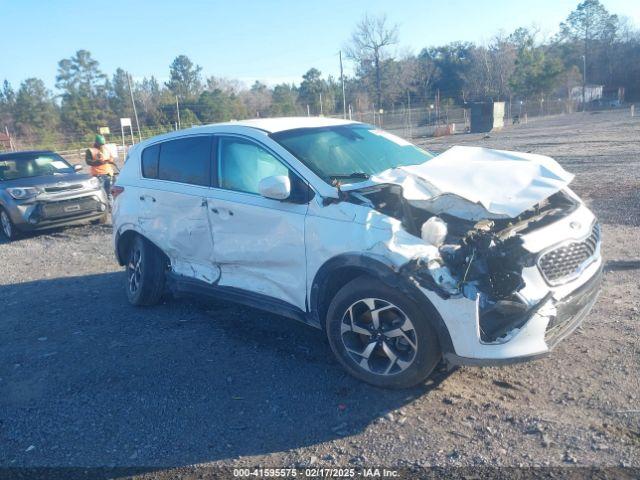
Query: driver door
[[204, 135, 309, 310]]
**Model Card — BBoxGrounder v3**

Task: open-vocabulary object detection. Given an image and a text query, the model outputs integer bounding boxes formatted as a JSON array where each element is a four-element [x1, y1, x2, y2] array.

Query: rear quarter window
[[147, 136, 212, 186], [158, 136, 211, 186], [141, 144, 160, 178]]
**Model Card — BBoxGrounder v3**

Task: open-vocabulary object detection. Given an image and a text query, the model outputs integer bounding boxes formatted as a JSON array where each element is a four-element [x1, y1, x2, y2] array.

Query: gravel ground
[[0, 110, 638, 474]]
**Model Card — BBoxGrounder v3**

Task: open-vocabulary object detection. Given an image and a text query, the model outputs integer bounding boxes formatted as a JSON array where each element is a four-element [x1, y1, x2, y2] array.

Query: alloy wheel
[[340, 298, 418, 376], [127, 247, 142, 294]]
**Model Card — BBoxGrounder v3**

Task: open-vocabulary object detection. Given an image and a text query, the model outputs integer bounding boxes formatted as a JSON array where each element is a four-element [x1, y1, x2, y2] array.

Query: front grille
[[538, 223, 600, 285], [44, 184, 83, 193], [39, 196, 101, 219]]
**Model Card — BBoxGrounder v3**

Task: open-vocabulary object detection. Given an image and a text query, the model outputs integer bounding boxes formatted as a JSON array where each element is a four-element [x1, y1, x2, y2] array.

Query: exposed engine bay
[[345, 183, 579, 342]]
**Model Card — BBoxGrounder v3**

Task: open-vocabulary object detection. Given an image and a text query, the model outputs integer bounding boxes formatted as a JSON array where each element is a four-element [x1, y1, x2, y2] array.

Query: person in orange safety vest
[[86, 134, 115, 201]]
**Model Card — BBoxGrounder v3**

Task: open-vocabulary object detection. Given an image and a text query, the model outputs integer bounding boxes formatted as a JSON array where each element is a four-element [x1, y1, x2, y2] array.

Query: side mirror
[[258, 175, 291, 200], [73, 164, 83, 172]]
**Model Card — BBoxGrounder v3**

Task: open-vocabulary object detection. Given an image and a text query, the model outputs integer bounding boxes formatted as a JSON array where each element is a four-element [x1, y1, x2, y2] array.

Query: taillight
[[111, 185, 125, 199]]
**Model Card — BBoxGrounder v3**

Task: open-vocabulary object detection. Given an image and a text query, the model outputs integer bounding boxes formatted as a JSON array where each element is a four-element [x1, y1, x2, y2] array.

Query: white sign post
[[120, 117, 133, 150]]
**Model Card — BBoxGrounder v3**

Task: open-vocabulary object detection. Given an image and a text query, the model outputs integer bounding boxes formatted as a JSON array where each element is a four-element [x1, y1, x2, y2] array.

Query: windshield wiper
[[328, 172, 370, 180]]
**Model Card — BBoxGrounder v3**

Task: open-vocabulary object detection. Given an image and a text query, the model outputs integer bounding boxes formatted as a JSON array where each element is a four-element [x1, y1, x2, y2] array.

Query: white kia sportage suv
[[111, 117, 602, 388]]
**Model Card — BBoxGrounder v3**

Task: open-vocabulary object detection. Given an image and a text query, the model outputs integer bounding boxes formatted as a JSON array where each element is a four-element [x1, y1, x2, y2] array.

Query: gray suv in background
[[0, 150, 109, 240]]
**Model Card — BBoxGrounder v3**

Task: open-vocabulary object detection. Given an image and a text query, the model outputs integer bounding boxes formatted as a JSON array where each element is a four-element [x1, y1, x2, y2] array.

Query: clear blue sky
[[2, 0, 638, 90]]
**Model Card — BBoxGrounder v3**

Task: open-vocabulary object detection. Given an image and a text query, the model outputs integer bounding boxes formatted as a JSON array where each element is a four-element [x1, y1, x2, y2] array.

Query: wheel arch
[[309, 253, 454, 354], [115, 226, 168, 266]]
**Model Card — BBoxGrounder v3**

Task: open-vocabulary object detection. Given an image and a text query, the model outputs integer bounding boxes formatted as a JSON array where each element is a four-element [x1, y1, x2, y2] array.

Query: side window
[[218, 137, 289, 195], [157, 136, 211, 186], [141, 144, 159, 179]]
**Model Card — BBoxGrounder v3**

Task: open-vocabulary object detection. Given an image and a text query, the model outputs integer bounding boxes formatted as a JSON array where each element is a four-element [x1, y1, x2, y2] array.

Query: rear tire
[[326, 276, 441, 389], [0, 208, 18, 241], [126, 235, 166, 306]]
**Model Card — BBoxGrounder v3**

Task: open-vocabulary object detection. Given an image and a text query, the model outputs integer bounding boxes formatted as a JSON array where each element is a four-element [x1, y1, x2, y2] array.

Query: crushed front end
[[350, 182, 602, 365]]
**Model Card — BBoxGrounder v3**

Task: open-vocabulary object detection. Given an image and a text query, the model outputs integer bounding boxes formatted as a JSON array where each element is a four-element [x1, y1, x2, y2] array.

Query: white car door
[[137, 135, 219, 284], [205, 135, 309, 310]]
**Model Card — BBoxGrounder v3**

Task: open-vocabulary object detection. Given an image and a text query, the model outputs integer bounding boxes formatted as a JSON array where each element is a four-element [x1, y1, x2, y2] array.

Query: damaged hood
[[352, 146, 574, 219]]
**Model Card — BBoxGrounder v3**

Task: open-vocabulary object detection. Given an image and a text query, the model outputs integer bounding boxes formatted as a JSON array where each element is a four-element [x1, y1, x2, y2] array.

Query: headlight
[[88, 177, 100, 189], [6, 187, 40, 200]]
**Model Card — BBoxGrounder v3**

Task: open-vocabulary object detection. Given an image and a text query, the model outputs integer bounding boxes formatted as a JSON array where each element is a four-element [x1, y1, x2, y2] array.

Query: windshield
[[0, 153, 74, 181], [271, 125, 434, 184]]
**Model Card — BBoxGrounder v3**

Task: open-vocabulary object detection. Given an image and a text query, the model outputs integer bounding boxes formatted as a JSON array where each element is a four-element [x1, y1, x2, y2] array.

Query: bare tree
[[346, 14, 399, 108], [205, 76, 244, 95], [463, 33, 518, 101], [490, 34, 517, 100], [416, 49, 437, 100]]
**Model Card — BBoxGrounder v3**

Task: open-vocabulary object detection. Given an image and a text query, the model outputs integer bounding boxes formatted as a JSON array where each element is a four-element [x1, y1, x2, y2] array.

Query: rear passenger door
[[206, 135, 309, 310], [138, 135, 219, 284]]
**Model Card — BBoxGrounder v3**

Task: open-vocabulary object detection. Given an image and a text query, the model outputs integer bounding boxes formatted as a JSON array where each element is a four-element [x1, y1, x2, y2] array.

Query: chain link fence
[[6, 97, 630, 162]]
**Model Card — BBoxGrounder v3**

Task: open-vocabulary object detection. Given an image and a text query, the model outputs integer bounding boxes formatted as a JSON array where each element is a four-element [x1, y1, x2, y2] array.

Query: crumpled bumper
[[424, 260, 602, 367], [544, 264, 602, 349]]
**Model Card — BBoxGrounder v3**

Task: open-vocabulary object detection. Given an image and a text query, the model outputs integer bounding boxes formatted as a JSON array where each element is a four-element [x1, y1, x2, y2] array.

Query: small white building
[[570, 85, 603, 103]]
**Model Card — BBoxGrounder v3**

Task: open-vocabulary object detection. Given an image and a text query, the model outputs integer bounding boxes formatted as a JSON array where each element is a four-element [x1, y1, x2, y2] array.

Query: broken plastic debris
[[425, 259, 458, 294]]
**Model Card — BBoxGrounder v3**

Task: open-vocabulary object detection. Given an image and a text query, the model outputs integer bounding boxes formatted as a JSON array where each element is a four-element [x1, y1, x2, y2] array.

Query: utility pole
[[127, 73, 142, 142], [339, 50, 347, 119], [176, 96, 181, 129], [407, 91, 412, 139], [4, 126, 14, 151], [319, 92, 323, 115], [582, 54, 586, 111], [306, 104, 310, 117]]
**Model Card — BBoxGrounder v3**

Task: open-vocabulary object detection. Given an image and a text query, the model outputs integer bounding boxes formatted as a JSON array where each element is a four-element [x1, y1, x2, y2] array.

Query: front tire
[[0, 208, 18, 241], [126, 235, 166, 306], [326, 276, 441, 389]]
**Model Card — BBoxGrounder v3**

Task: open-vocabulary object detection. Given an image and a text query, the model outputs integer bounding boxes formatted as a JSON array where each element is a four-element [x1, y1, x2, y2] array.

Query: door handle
[[210, 206, 233, 216]]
